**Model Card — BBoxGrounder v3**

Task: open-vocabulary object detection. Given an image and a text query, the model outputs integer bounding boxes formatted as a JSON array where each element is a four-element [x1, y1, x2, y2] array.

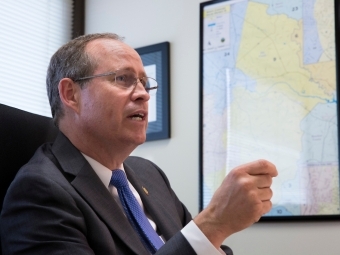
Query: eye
[[115, 74, 128, 83]]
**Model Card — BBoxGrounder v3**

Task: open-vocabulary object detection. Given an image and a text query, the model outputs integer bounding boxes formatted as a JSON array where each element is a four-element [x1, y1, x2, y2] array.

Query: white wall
[[85, 0, 340, 254]]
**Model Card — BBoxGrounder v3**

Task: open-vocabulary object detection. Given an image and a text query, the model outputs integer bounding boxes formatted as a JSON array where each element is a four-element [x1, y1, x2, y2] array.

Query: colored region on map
[[202, 0, 339, 217]]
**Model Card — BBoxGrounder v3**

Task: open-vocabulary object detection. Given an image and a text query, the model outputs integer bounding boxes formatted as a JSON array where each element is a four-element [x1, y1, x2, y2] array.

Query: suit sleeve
[[147, 160, 233, 255]]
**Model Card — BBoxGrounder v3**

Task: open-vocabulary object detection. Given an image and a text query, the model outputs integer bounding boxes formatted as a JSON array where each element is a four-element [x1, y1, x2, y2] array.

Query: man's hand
[[194, 159, 278, 248]]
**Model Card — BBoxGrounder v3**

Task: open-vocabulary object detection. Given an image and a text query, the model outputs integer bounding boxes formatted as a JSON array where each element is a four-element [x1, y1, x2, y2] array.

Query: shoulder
[[7, 142, 74, 202], [124, 156, 167, 179], [124, 155, 155, 167], [16, 143, 63, 180], [125, 156, 163, 174], [124, 156, 172, 189]]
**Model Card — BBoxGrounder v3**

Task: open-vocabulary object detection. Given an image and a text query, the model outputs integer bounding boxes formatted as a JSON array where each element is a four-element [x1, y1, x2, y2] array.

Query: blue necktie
[[110, 169, 164, 254]]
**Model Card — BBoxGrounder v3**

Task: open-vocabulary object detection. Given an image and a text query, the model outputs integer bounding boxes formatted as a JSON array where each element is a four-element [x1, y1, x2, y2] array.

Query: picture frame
[[135, 42, 171, 141], [199, 0, 340, 221]]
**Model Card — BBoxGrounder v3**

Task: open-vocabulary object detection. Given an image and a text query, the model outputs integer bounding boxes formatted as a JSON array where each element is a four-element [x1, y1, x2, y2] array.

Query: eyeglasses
[[73, 70, 158, 93]]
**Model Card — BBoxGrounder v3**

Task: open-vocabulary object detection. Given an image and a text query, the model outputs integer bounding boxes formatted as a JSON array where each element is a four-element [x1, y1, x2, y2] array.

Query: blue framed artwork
[[136, 42, 171, 141]]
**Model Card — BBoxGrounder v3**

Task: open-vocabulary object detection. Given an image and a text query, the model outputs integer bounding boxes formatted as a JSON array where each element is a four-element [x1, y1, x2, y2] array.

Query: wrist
[[193, 208, 232, 249]]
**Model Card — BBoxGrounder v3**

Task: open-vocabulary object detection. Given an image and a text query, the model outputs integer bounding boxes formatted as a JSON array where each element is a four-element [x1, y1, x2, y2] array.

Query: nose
[[136, 78, 145, 89]]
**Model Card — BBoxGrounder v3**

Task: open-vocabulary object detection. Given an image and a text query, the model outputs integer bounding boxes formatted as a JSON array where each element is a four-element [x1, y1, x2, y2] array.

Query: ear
[[58, 78, 81, 114]]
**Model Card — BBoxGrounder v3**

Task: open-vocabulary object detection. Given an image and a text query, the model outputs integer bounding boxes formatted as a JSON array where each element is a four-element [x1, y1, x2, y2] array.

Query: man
[[0, 33, 277, 254]]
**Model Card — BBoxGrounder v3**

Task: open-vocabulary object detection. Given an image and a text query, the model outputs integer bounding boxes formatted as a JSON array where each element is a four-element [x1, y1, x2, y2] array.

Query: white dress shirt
[[82, 153, 223, 255]]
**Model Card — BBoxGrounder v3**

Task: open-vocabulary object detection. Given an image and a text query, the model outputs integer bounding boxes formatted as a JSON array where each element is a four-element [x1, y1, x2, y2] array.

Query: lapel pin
[[142, 186, 149, 195]]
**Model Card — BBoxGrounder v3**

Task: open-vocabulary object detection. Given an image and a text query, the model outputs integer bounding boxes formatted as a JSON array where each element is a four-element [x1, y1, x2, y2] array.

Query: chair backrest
[[0, 104, 58, 213]]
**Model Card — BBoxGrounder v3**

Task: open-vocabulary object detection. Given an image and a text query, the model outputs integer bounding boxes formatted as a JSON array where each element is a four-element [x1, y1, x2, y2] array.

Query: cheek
[[81, 89, 104, 114], [94, 100, 124, 129], [80, 87, 127, 124], [80, 94, 105, 125]]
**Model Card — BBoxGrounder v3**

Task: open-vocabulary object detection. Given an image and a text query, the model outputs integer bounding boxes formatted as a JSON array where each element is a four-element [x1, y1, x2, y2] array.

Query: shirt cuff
[[181, 220, 225, 255]]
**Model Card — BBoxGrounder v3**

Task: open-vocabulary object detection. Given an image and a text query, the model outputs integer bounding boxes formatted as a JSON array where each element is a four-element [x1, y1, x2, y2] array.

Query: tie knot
[[110, 169, 129, 188]]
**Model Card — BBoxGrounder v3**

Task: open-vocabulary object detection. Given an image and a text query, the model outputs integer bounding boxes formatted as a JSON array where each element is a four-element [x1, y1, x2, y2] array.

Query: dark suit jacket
[[1, 132, 232, 255]]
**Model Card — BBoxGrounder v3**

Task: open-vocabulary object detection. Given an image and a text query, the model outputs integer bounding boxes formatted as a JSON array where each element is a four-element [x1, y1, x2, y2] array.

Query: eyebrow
[[117, 67, 147, 77]]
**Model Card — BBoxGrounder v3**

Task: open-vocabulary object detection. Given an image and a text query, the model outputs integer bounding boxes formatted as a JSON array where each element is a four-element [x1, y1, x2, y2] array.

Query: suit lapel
[[124, 163, 183, 241], [51, 132, 149, 255]]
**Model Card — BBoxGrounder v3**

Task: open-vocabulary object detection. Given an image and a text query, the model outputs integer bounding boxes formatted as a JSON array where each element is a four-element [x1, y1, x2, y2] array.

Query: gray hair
[[46, 33, 124, 126]]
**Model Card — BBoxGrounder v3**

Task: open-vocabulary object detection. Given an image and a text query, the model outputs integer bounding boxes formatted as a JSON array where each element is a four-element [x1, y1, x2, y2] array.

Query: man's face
[[77, 39, 150, 150]]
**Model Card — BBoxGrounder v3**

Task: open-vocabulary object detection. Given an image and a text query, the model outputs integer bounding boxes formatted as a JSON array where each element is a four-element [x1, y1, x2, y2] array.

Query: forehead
[[85, 38, 144, 73]]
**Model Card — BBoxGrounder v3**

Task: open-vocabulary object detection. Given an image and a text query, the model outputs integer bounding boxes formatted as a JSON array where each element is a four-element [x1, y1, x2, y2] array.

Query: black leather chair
[[0, 103, 59, 210], [0, 103, 58, 253]]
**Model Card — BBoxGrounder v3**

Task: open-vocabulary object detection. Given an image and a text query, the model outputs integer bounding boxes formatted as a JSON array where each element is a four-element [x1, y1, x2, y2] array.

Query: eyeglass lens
[[115, 71, 157, 92]]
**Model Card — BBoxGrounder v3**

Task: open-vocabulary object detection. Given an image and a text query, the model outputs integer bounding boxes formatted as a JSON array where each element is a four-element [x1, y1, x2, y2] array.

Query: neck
[[59, 123, 136, 170]]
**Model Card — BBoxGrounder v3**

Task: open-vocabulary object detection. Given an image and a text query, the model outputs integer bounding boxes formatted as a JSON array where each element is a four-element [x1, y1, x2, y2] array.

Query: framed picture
[[135, 42, 170, 141], [199, 0, 340, 220]]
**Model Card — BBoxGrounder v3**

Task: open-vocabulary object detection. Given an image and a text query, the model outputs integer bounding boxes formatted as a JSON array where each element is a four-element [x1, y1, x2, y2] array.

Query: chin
[[136, 137, 147, 145], [131, 134, 146, 145]]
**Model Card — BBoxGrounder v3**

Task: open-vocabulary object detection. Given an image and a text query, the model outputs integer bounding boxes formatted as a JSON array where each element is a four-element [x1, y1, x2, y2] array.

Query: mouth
[[128, 112, 146, 121]]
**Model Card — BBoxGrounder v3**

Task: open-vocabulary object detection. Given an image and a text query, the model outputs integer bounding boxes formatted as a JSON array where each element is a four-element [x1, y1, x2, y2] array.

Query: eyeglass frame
[[73, 71, 158, 92]]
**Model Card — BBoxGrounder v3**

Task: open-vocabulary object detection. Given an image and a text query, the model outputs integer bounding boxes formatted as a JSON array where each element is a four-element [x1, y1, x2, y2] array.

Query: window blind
[[0, 0, 73, 117]]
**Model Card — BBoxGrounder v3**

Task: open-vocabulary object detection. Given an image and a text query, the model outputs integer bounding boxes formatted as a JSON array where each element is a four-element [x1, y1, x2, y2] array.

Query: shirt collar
[[81, 153, 124, 189]]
